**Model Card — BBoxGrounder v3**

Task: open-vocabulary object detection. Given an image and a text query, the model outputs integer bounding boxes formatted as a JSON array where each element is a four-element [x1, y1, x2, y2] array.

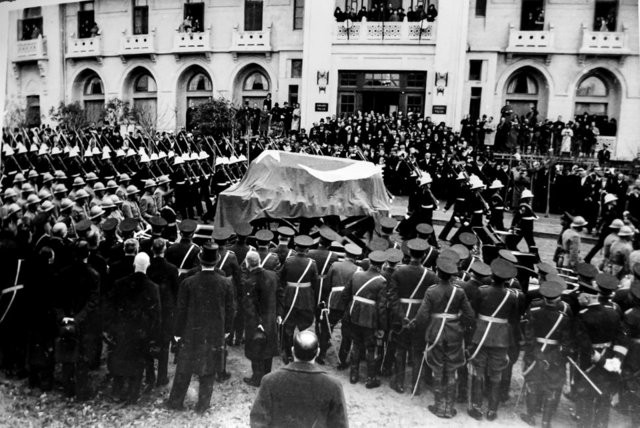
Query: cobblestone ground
[[0, 216, 619, 428]]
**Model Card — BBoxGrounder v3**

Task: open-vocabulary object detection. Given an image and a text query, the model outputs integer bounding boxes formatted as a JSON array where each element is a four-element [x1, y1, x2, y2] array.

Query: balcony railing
[[120, 33, 155, 55], [67, 36, 102, 58], [580, 28, 629, 55], [14, 37, 47, 62], [506, 25, 554, 53], [231, 26, 272, 53], [173, 31, 211, 54], [334, 20, 436, 44]]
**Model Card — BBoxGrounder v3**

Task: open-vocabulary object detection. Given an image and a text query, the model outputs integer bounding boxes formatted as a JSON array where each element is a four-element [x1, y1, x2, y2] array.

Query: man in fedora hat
[[560, 216, 587, 269], [167, 243, 235, 413]]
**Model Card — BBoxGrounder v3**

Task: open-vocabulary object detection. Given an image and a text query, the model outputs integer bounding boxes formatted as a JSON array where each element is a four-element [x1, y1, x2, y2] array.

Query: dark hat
[[576, 262, 598, 279], [255, 229, 274, 243], [212, 227, 233, 242], [101, 217, 118, 233], [631, 279, 640, 299], [368, 237, 390, 252], [439, 248, 460, 264], [277, 226, 295, 238], [545, 274, 566, 287], [459, 232, 478, 247], [199, 243, 219, 265], [451, 244, 470, 260], [436, 256, 459, 275], [540, 281, 565, 298], [595, 273, 618, 292], [385, 248, 404, 264], [149, 216, 167, 230], [294, 235, 314, 248], [119, 218, 138, 233], [536, 262, 557, 276], [235, 222, 253, 237], [416, 223, 434, 236], [75, 219, 92, 234], [379, 217, 398, 232], [470, 261, 492, 277], [498, 249, 518, 264], [491, 258, 517, 280], [345, 243, 363, 257], [407, 238, 429, 253], [369, 250, 388, 264], [179, 219, 197, 234], [319, 225, 341, 243]]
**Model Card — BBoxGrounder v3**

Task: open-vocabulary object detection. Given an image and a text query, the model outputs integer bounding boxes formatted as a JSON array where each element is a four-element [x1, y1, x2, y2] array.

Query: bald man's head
[[293, 330, 319, 362]]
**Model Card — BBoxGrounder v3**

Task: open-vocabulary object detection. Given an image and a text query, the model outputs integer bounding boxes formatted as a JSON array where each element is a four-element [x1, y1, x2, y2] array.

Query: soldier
[[560, 216, 587, 269], [326, 243, 362, 370], [166, 219, 200, 276], [167, 244, 234, 413], [510, 189, 538, 253], [139, 179, 157, 222], [585, 193, 620, 264], [106, 253, 161, 404], [146, 239, 179, 387], [438, 175, 470, 242], [403, 173, 438, 237], [488, 179, 505, 231], [71, 189, 90, 223], [605, 226, 634, 279], [275, 226, 296, 265], [378, 217, 402, 249], [254, 230, 281, 271], [412, 255, 475, 418], [122, 185, 142, 224], [388, 239, 439, 394], [308, 227, 340, 365], [341, 250, 388, 388], [279, 235, 319, 363], [116, 173, 131, 201], [621, 280, 640, 426], [212, 227, 242, 345], [228, 222, 254, 269], [379, 247, 404, 375], [468, 258, 521, 421], [600, 219, 624, 270], [574, 273, 628, 428], [520, 280, 574, 427], [140, 216, 167, 256]]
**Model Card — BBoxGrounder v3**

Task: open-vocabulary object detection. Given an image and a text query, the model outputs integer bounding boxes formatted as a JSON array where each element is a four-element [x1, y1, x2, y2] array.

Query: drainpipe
[[61, 3, 67, 104]]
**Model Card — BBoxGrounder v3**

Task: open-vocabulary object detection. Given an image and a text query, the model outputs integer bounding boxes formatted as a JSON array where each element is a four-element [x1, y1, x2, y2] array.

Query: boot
[[520, 386, 538, 426], [428, 377, 446, 418], [365, 377, 381, 389], [467, 376, 484, 421], [540, 397, 556, 428], [350, 348, 360, 384], [443, 377, 458, 418], [486, 380, 501, 421], [457, 365, 468, 403]]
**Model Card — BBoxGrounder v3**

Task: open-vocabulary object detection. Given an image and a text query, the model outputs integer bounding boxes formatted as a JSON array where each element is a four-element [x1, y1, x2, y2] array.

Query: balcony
[[14, 37, 47, 62], [506, 24, 554, 55], [334, 20, 436, 44], [230, 25, 272, 59], [120, 32, 156, 62], [173, 31, 212, 60], [579, 27, 630, 56], [67, 36, 102, 61]]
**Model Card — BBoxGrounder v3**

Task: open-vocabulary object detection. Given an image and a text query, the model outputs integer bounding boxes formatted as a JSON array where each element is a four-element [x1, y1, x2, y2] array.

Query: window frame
[[133, 0, 149, 35], [291, 59, 303, 79], [475, 0, 487, 17], [244, 0, 264, 31], [293, 0, 304, 30]]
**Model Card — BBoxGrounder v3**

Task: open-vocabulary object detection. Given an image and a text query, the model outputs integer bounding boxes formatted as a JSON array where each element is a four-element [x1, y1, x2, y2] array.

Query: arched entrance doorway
[[234, 64, 271, 109], [71, 69, 105, 125], [502, 66, 549, 121], [574, 69, 620, 136], [176, 65, 213, 130], [123, 67, 158, 130]]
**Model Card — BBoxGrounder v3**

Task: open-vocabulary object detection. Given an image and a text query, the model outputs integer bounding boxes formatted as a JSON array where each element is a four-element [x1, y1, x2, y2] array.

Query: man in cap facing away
[[250, 331, 348, 428]]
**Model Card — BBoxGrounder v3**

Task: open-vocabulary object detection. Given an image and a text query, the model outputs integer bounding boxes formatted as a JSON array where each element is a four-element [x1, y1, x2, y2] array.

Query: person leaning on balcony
[[389, 9, 400, 22], [334, 7, 345, 22], [406, 6, 416, 22], [90, 22, 101, 37], [426, 4, 438, 22], [356, 6, 367, 22]]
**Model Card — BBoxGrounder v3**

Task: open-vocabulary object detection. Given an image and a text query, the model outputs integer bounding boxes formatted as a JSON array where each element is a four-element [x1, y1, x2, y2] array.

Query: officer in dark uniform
[[166, 219, 200, 276], [212, 227, 242, 345], [563, 262, 599, 315], [379, 248, 404, 376], [388, 239, 439, 393], [510, 189, 538, 253], [403, 173, 438, 236], [438, 175, 470, 242], [140, 216, 167, 256], [574, 273, 628, 428], [326, 243, 362, 370], [378, 217, 402, 250], [255, 230, 281, 271], [308, 227, 340, 364], [468, 258, 521, 421], [275, 226, 296, 266], [228, 222, 254, 269], [412, 255, 475, 418], [98, 218, 123, 264], [487, 179, 506, 231], [341, 250, 388, 388], [416, 222, 439, 251], [278, 235, 318, 362], [520, 280, 574, 428], [621, 280, 640, 426]]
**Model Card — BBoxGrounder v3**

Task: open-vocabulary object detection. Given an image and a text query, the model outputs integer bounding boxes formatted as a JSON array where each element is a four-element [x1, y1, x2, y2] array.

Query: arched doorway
[[176, 65, 213, 130], [234, 65, 271, 109], [71, 69, 105, 125], [574, 69, 620, 136], [124, 67, 158, 130], [502, 66, 549, 121]]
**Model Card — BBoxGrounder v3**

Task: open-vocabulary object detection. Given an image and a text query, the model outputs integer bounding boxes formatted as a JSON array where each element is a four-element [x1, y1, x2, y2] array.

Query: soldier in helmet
[[560, 216, 588, 270], [488, 179, 506, 231], [510, 189, 538, 253]]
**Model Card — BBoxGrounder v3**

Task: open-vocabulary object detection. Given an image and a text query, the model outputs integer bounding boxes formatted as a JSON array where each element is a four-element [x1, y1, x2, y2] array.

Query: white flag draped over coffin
[[213, 150, 391, 230]]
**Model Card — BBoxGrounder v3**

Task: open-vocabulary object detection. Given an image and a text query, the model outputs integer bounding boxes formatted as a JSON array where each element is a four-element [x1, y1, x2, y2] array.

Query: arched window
[[576, 76, 608, 97], [503, 67, 548, 119], [244, 72, 269, 91], [574, 71, 619, 136], [507, 73, 538, 95], [134, 74, 157, 93], [84, 76, 104, 96], [188, 73, 212, 92]]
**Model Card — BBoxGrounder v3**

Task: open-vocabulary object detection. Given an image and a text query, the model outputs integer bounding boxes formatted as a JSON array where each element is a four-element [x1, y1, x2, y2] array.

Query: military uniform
[[489, 191, 505, 231], [561, 227, 582, 269], [511, 200, 537, 252], [165, 220, 200, 275], [621, 283, 640, 427]]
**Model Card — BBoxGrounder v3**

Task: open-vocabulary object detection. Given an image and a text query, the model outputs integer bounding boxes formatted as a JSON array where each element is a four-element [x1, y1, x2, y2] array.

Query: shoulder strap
[[296, 259, 314, 284], [320, 251, 333, 276], [179, 244, 197, 270], [218, 250, 231, 271], [540, 311, 565, 352], [259, 252, 272, 268], [490, 288, 513, 318], [409, 268, 429, 300], [354, 274, 384, 297]]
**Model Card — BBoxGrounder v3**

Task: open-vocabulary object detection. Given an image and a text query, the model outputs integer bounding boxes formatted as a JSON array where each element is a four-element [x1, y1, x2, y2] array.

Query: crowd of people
[[1, 105, 639, 426], [334, 2, 438, 23]]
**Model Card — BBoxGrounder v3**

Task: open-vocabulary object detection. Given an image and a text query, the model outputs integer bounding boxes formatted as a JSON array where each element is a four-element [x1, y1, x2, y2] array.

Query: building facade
[[4, 0, 640, 158]]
